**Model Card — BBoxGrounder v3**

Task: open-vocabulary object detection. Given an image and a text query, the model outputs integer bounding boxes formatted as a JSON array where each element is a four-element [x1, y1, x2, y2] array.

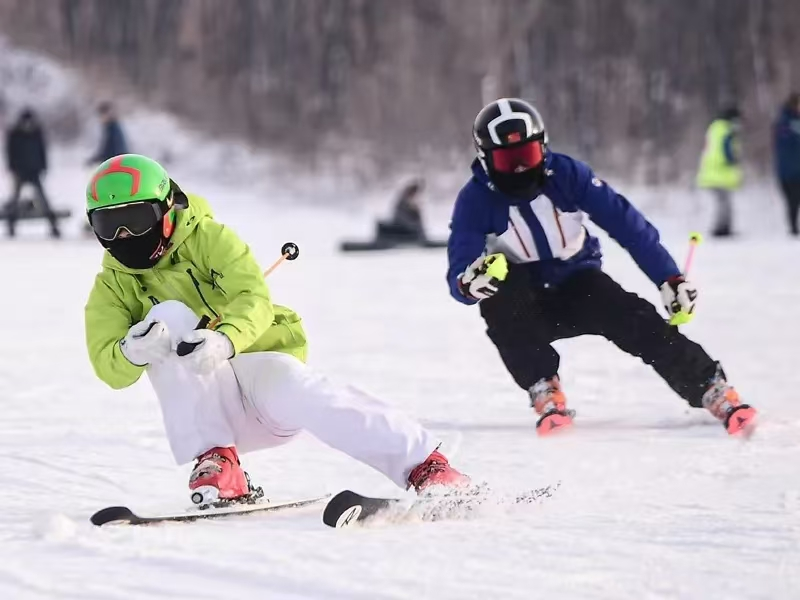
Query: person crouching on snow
[[85, 153, 468, 506]]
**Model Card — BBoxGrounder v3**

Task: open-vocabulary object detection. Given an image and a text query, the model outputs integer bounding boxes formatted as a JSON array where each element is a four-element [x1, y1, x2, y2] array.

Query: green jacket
[[696, 119, 743, 190], [85, 194, 307, 389]]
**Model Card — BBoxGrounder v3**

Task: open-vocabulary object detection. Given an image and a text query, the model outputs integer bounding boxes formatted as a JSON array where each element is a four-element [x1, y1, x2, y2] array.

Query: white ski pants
[[142, 301, 438, 488]]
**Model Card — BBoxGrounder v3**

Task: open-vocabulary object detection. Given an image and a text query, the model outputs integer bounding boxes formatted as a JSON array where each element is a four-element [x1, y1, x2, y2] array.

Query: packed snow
[[0, 152, 798, 600], [1, 30, 799, 600]]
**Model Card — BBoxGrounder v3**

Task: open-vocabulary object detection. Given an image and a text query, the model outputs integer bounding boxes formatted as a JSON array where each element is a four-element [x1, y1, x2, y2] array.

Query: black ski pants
[[779, 179, 800, 235], [479, 266, 719, 407]]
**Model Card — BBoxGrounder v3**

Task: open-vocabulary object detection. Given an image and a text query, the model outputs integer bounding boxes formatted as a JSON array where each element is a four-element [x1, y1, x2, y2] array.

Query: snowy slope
[[1, 155, 800, 600]]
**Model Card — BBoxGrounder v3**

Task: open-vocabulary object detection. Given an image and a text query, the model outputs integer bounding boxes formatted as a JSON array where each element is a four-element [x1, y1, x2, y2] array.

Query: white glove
[[458, 253, 508, 301], [176, 329, 234, 374], [120, 320, 172, 367], [659, 276, 698, 319]]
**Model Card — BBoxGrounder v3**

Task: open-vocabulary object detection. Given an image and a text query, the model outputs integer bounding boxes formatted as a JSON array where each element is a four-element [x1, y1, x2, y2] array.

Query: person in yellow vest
[[696, 107, 743, 237]]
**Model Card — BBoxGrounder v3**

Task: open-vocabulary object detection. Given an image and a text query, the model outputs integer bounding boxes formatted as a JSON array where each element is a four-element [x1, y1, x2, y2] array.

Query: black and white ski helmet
[[473, 98, 548, 198]]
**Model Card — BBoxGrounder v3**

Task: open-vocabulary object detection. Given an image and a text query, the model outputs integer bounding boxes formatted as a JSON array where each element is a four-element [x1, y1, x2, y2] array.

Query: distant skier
[[3, 108, 60, 238], [85, 154, 467, 505], [696, 106, 743, 237], [86, 102, 129, 165], [773, 92, 800, 236], [447, 98, 756, 436]]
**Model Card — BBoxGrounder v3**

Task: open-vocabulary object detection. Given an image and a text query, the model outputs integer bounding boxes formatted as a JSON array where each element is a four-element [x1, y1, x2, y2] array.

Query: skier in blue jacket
[[774, 92, 800, 235], [447, 98, 756, 436], [87, 102, 129, 165]]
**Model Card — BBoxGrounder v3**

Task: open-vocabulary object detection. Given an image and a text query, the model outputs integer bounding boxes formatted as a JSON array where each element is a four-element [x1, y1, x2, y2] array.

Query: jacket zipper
[[155, 270, 186, 303], [186, 268, 219, 318], [552, 206, 567, 248], [508, 209, 533, 259]]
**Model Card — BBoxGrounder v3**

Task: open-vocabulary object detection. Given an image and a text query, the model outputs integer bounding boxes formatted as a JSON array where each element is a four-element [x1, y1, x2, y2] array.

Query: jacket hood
[[101, 193, 213, 273]]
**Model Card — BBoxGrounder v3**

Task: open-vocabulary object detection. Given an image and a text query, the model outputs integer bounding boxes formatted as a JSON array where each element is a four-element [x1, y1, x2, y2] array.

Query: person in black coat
[[4, 108, 60, 237]]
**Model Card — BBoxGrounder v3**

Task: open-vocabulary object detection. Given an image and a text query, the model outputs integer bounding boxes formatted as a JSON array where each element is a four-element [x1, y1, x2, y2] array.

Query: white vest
[[485, 194, 587, 263]]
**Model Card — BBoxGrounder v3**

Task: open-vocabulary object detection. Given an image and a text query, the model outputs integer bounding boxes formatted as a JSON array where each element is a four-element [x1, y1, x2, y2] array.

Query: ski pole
[[177, 242, 301, 356], [682, 232, 702, 275], [669, 232, 702, 326], [263, 242, 300, 277]]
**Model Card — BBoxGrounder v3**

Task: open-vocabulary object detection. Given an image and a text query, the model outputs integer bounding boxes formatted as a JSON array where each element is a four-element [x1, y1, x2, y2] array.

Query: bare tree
[[0, 0, 797, 181]]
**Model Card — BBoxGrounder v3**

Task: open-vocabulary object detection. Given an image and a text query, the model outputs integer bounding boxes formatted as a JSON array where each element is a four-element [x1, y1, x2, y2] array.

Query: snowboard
[[0, 199, 71, 221], [322, 483, 560, 529], [339, 239, 448, 252], [90, 495, 330, 527]]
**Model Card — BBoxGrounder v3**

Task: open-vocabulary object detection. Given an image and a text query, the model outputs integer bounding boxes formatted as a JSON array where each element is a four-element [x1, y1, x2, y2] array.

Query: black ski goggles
[[89, 201, 166, 241]]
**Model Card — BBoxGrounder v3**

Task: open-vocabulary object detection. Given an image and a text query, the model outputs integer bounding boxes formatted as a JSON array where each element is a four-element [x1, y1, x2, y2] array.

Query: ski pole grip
[[176, 315, 212, 357]]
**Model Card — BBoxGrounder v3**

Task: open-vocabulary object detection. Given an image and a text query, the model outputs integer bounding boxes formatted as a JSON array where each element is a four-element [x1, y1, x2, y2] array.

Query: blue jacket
[[447, 153, 680, 305], [774, 107, 800, 182], [90, 120, 129, 163]]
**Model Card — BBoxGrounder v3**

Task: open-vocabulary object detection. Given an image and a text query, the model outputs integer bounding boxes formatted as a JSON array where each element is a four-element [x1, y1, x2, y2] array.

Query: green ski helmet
[[86, 154, 188, 269]]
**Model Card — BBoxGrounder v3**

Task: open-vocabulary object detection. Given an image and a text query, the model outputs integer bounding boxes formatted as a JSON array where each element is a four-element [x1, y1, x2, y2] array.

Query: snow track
[[1, 163, 798, 599]]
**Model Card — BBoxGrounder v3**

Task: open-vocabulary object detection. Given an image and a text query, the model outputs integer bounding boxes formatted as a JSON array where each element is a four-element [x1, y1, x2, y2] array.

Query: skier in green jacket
[[85, 154, 467, 505]]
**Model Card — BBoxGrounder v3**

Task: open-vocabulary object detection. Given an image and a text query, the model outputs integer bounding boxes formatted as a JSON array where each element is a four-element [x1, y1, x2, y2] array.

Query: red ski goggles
[[89, 201, 165, 241], [491, 140, 545, 174]]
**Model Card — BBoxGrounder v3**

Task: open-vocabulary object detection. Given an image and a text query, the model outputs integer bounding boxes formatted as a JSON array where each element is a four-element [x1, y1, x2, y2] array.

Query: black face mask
[[98, 226, 169, 269], [490, 164, 546, 200]]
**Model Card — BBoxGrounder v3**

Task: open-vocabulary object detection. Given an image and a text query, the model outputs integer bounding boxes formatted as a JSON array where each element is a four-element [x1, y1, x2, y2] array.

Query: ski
[[322, 483, 560, 529], [90, 495, 330, 527], [322, 490, 403, 528]]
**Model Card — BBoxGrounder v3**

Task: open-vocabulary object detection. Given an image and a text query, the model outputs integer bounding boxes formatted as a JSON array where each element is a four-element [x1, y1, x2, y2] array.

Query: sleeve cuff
[[214, 323, 241, 356]]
